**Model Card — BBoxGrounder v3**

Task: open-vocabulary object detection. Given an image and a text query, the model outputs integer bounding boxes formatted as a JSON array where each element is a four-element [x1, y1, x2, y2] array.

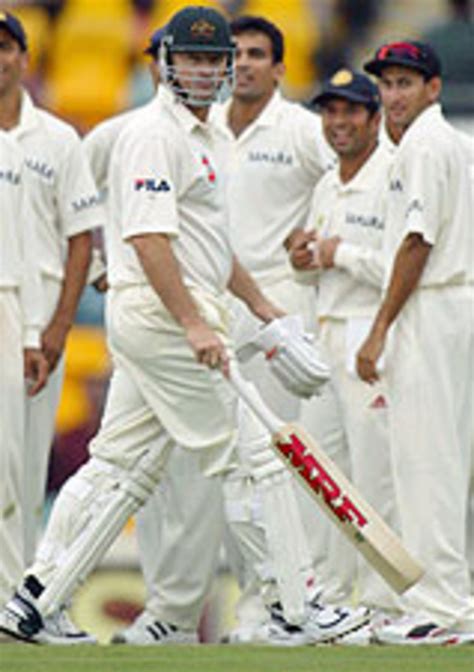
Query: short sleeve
[[118, 128, 180, 241], [57, 131, 104, 238]]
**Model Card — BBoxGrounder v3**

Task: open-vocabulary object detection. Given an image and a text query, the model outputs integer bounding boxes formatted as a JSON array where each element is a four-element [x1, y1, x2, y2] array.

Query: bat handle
[[227, 360, 283, 435]]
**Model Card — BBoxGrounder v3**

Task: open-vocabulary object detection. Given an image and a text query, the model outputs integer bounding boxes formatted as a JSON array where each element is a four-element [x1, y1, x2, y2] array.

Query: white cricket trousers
[[23, 276, 64, 566], [318, 319, 400, 612], [0, 290, 25, 606], [387, 285, 474, 629], [135, 448, 224, 630]]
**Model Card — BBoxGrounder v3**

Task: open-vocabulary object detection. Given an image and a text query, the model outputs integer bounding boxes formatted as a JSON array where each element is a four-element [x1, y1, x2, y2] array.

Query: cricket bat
[[228, 362, 424, 594]]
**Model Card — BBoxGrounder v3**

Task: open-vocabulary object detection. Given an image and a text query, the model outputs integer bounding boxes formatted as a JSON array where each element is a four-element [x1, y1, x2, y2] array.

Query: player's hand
[[92, 273, 108, 293], [24, 348, 49, 396], [186, 321, 229, 375], [356, 329, 386, 384], [41, 317, 70, 371], [288, 230, 319, 270], [318, 236, 341, 268]]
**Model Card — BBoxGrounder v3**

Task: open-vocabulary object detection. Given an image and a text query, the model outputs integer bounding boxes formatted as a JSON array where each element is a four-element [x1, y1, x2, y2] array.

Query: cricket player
[[211, 16, 367, 644], [84, 27, 225, 645], [357, 41, 474, 645], [0, 11, 102, 572], [0, 6, 287, 645], [289, 70, 402, 644], [0, 131, 48, 608]]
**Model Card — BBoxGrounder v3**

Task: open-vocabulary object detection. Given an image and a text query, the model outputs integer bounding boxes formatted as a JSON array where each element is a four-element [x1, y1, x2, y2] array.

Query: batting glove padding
[[237, 315, 330, 398]]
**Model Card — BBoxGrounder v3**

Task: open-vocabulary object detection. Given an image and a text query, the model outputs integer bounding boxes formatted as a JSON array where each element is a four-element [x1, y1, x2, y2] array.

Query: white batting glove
[[237, 315, 330, 398]]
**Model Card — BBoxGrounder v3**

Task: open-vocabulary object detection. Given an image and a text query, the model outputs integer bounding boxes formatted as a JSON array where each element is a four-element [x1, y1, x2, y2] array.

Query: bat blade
[[274, 423, 424, 594]]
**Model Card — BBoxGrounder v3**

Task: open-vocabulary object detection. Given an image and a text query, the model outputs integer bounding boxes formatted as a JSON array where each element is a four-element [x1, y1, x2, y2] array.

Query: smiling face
[[232, 30, 284, 103], [377, 65, 441, 132], [0, 27, 27, 97], [321, 97, 380, 159]]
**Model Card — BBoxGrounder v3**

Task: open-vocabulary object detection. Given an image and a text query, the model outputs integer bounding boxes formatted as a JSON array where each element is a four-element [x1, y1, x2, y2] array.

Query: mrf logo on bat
[[277, 431, 369, 530]]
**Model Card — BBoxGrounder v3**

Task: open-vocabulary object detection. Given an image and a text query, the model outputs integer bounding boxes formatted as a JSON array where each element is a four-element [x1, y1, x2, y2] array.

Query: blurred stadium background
[[3, 0, 472, 644]]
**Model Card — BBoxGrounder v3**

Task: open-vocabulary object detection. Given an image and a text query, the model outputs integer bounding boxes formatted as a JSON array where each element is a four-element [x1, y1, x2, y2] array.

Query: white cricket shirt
[[107, 86, 233, 296], [0, 132, 43, 346], [384, 103, 474, 287], [212, 90, 333, 282], [307, 144, 392, 319], [8, 90, 103, 281]]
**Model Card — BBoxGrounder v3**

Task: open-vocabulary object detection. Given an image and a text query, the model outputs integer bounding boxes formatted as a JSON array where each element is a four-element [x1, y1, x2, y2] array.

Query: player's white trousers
[[319, 319, 400, 612], [23, 277, 64, 566], [387, 285, 474, 629], [29, 285, 236, 615], [135, 448, 224, 630], [0, 290, 25, 607]]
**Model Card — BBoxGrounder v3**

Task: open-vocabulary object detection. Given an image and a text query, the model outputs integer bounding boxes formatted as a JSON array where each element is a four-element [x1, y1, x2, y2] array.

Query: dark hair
[[230, 16, 284, 64]]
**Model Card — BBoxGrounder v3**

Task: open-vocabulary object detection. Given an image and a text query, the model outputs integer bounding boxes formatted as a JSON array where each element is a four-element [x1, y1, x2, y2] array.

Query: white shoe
[[0, 592, 96, 645], [374, 614, 474, 646], [304, 602, 371, 644], [110, 611, 198, 645], [254, 601, 370, 646]]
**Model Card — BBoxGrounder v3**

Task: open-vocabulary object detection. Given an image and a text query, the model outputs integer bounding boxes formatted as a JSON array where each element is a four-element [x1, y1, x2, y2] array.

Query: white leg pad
[[35, 434, 173, 617]]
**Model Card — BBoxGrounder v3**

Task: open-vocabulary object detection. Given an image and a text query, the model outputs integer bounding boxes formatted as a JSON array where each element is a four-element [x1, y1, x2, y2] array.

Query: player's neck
[[187, 104, 209, 123], [227, 90, 274, 138], [339, 140, 378, 184], [0, 86, 22, 131]]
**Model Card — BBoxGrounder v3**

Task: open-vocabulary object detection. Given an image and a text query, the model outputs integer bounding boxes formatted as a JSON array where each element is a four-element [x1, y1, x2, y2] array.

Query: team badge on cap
[[190, 19, 216, 40], [331, 69, 354, 86]]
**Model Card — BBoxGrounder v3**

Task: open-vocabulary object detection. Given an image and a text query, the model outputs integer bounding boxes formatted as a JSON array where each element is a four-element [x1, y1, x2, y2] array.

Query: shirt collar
[[158, 85, 212, 135], [213, 88, 283, 137], [333, 143, 389, 193], [9, 89, 40, 139], [400, 103, 442, 146]]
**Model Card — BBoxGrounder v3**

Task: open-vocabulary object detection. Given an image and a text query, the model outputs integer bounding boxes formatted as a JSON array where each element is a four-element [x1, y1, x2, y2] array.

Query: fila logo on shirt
[[0, 169, 20, 186], [134, 177, 171, 193]]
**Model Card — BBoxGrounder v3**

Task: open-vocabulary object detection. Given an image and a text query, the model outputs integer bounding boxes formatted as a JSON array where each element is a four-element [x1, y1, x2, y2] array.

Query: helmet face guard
[[160, 7, 235, 106]]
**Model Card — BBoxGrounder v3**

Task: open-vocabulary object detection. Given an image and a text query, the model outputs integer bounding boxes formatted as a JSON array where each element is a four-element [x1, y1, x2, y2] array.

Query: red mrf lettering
[[277, 432, 368, 529]]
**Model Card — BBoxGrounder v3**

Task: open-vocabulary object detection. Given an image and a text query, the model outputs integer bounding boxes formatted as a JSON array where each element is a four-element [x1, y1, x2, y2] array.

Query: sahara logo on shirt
[[134, 177, 171, 193], [389, 178, 403, 193], [346, 212, 384, 230], [25, 157, 54, 182], [248, 150, 293, 166], [72, 194, 100, 213], [0, 169, 20, 186]]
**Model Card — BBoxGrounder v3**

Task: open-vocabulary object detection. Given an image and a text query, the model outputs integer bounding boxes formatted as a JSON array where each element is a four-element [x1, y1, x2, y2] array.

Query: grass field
[[0, 644, 473, 672]]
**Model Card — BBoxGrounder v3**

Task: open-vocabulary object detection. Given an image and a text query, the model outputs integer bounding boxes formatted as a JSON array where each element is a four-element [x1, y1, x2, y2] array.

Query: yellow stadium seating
[[45, 0, 134, 128], [240, 0, 320, 98]]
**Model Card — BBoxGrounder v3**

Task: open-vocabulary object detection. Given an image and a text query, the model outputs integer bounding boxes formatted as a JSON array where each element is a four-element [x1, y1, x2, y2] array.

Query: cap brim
[[364, 57, 431, 77], [312, 89, 376, 107]]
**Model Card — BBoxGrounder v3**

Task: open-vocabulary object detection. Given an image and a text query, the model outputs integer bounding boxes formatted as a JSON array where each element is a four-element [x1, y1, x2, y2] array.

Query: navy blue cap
[[364, 41, 441, 79], [0, 11, 27, 51], [144, 26, 166, 58], [312, 69, 380, 110]]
